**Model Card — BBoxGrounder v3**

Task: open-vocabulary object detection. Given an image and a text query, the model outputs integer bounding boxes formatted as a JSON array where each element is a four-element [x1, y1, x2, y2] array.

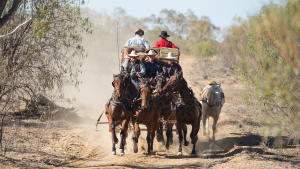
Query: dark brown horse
[[102, 73, 133, 155], [154, 74, 183, 149], [163, 72, 202, 155], [132, 78, 159, 154]]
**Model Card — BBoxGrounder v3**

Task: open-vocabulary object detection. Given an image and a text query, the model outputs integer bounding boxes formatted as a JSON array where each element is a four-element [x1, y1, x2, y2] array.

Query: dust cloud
[[61, 22, 134, 155], [64, 32, 123, 120]]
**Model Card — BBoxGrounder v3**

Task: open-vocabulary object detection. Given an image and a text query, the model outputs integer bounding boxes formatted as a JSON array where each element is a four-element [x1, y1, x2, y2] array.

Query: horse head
[[112, 73, 126, 102], [162, 71, 184, 93], [207, 84, 224, 107], [139, 77, 152, 110]]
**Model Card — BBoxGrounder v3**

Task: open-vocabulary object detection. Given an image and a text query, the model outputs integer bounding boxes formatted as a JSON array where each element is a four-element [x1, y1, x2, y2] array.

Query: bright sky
[[84, 0, 281, 29]]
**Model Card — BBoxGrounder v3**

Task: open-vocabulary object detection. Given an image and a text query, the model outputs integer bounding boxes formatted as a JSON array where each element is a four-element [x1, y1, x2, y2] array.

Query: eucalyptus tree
[[0, 0, 91, 147]]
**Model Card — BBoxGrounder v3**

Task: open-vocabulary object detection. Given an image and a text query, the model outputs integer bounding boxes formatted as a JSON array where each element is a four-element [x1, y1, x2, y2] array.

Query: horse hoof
[[112, 150, 116, 155], [184, 141, 189, 146], [165, 144, 169, 150], [191, 151, 196, 156], [177, 152, 183, 156], [119, 149, 125, 155], [133, 143, 138, 153]]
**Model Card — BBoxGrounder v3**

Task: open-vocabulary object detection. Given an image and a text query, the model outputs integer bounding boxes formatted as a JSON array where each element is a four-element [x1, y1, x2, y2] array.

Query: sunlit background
[[84, 0, 281, 29]]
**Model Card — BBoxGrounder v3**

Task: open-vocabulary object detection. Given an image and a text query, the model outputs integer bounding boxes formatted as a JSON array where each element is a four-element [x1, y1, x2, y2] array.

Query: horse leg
[[146, 125, 152, 154], [146, 127, 151, 154], [150, 124, 157, 153], [119, 119, 129, 154], [176, 122, 183, 156], [165, 123, 173, 149], [156, 122, 164, 143], [190, 122, 200, 155], [202, 114, 207, 136], [132, 122, 140, 153], [110, 121, 118, 155], [212, 116, 219, 141], [183, 124, 189, 146]]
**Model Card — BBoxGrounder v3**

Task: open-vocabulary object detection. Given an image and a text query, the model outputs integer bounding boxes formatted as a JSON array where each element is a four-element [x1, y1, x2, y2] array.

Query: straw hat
[[129, 50, 139, 57], [165, 52, 176, 60], [135, 28, 144, 35], [147, 50, 157, 56]]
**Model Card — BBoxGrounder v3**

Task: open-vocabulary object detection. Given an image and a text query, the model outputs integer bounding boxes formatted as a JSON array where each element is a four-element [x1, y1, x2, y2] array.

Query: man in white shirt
[[124, 29, 150, 51]]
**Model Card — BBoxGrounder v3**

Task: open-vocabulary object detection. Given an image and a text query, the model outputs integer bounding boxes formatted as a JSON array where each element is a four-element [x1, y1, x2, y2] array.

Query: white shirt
[[124, 35, 150, 50]]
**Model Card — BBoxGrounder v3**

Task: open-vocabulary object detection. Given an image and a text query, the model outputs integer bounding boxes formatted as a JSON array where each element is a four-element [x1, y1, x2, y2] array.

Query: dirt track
[[0, 55, 299, 168]]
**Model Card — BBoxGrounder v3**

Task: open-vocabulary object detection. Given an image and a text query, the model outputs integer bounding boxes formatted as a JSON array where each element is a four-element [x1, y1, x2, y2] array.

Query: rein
[[111, 92, 122, 105], [114, 87, 121, 91]]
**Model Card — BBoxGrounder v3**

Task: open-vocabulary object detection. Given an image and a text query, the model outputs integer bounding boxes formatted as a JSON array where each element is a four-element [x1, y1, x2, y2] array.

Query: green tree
[[186, 15, 219, 57], [224, 0, 300, 140], [0, 0, 91, 148]]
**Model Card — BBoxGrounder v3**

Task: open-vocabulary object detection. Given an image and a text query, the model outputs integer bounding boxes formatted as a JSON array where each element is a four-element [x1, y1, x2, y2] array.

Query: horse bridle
[[139, 80, 153, 109]]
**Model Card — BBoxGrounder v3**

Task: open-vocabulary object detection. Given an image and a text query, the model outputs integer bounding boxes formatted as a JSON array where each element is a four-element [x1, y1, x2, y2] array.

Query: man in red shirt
[[154, 31, 178, 49]]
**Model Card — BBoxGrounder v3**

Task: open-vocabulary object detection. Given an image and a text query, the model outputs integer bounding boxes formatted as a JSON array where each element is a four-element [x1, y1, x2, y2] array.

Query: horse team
[[98, 62, 225, 156]]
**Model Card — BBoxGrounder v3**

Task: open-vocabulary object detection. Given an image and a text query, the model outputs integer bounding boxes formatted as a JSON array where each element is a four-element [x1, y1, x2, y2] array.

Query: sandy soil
[[0, 55, 299, 169]]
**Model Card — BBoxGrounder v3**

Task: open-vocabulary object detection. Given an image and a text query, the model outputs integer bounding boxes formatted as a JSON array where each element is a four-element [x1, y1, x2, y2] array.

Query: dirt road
[[1, 55, 299, 168]]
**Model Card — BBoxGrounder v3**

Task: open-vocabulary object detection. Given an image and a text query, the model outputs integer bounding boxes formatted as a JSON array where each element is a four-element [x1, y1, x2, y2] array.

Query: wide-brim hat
[[159, 31, 170, 38], [135, 28, 144, 35], [129, 50, 139, 57], [165, 52, 176, 59], [147, 50, 157, 56]]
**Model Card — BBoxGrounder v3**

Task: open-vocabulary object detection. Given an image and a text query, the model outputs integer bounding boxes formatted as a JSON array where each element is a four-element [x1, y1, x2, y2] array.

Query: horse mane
[[188, 87, 194, 97], [206, 88, 214, 105]]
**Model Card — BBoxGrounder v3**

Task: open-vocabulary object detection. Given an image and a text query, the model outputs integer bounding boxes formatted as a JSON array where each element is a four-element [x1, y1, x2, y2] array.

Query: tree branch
[[0, 0, 8, 17], [0, 0, 22, 29]]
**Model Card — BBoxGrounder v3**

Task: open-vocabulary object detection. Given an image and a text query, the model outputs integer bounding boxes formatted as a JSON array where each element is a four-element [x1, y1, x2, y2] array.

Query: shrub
[[233, 1, 300, 139]]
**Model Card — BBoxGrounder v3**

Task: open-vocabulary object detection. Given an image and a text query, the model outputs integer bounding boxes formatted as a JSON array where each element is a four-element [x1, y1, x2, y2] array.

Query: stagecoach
[[96, 46, 181, 128], [95, 46, 203, 156]]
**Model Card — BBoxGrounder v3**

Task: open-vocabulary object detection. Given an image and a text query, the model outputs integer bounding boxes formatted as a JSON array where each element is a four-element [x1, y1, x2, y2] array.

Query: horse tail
[[195, 99, 202, 125]]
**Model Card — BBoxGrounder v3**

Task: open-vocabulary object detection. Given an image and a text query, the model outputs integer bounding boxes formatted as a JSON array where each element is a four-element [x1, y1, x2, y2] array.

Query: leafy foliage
[[223, 0, 300, 139], [190, 41, 217, 58], [0, 0, 91, 114]]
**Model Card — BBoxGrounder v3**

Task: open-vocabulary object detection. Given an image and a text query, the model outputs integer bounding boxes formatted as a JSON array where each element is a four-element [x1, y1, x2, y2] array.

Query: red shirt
[[154, 38, 178, 49]]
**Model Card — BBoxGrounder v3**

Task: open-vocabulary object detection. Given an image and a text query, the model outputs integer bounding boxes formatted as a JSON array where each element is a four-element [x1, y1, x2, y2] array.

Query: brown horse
[[163, 72, 202, 155], [132, 78, 159, 154], [102, 73, 132, 155]]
